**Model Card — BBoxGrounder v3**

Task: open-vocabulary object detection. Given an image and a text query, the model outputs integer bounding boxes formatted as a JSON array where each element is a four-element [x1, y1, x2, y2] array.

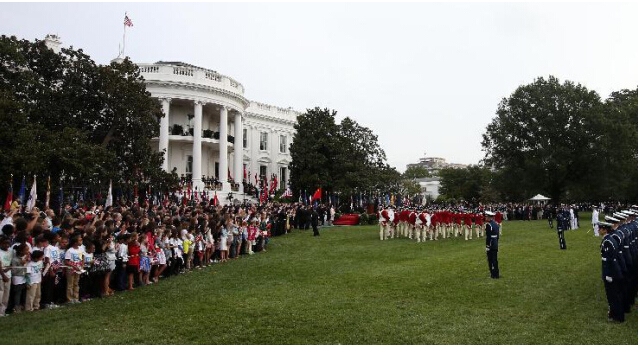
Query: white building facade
[[138, 61, 299, 199]]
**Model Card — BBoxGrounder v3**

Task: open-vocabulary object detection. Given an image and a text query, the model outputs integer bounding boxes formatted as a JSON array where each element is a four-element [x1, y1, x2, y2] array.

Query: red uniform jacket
[[408, 212, 417, 225], [465, 214, 473, 226]]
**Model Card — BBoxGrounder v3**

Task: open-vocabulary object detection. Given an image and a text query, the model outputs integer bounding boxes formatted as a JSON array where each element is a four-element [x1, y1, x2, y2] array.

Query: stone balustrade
[[138, 62, 245, 94]]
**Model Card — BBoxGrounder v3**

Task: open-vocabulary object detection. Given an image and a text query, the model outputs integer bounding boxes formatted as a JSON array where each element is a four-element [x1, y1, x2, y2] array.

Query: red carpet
[[333, 214, 360, 226]]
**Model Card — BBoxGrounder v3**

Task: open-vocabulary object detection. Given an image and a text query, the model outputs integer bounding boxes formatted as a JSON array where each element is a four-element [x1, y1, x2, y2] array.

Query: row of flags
[[3, 175, 41, 212], [3, 174, 410, 211]]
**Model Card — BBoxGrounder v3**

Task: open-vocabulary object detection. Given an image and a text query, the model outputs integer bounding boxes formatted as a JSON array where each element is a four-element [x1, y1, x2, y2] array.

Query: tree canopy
[[289, 107, 400, 199], [0, 35, 177, 202], [403, 165, 431, 179], [482, 76, 606, 202]]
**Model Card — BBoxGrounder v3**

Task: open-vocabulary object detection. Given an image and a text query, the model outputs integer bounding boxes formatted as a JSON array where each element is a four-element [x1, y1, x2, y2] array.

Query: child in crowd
[[64, 236, 83, 304], [240, 220, 248, 255], [247, 220, 258, 255], [182, 229, 193, 270], [126, 233, 140, 290], [138, 235, 150, 286], [193, 227, 204, 269], [115, 234, 129, 291], [205, 224, 214, 265], [219, 222, 229, 262], [0, 236, 13, 316], [80, 242, 94, 301], [153, 229, 167, 282], [41, 232, 59, 309], [25, 250, 44, 311], [11, 243, 29, 312]]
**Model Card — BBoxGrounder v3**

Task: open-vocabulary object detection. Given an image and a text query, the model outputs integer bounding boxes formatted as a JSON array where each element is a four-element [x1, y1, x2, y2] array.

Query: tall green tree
[[0, 35, 177, 201], [289, 107, 340, 196], [289, 108, 396, 199], [403, 165, 431, 179], [438, 166, 494, 202], [482, 76, 604, 202]]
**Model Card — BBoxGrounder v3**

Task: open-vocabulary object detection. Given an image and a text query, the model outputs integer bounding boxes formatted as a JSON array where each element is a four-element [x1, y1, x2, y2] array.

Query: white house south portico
[[139, 61, 298, 201]]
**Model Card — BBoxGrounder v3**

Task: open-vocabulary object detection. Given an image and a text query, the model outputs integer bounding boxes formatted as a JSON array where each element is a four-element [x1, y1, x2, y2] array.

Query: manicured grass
[[2, 218, 636, 344]]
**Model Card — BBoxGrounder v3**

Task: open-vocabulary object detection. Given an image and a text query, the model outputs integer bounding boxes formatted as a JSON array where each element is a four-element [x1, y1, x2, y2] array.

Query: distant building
[[407, 154, 468, 202], [406, 154, 467, 176], [415, 177, 441, 201]]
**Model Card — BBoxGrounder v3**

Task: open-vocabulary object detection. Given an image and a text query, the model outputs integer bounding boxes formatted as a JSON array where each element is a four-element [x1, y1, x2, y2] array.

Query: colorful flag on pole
[[18, 176, 26, 205], [45, 176, 51, 209], [124, 14, 133, 27], [3, 177, 12, 211], [26, 175, 37, 212], [105, 180, 113, 208], [311, 188, 322, 202]]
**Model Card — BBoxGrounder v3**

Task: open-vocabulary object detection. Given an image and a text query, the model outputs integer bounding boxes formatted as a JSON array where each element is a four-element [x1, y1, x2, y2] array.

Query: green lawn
[[2, 218, 636, 345]]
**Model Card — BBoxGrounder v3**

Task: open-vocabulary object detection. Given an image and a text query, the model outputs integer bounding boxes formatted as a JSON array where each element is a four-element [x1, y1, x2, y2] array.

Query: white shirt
[[117, 243, 129, 262], [65, 247, 83, 264], [26, 261, 43, 284], [45, 244, 59, 263], [0, 248, 13, 279], [592, 209, 599, 224]]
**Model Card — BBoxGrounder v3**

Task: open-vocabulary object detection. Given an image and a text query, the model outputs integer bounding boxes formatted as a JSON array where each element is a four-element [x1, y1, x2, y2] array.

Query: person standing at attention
[[484, 211, 500, 279]]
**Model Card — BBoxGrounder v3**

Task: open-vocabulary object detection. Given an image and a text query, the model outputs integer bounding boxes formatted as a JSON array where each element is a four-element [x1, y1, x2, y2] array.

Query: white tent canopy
[[529, 194, 550, 201]]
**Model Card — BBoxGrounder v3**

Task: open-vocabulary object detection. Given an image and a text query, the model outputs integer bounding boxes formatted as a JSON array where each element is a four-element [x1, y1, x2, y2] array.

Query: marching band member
[[379, 207, 389, 241]]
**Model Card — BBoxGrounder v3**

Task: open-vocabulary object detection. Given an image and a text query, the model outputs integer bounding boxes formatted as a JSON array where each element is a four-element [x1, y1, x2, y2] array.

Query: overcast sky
[[2, 2, 638, 171]]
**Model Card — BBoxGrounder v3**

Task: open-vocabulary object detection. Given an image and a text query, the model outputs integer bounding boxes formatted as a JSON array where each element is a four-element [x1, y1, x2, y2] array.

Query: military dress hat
[[613, 213, 627, 220], [485, 211, 495, 216], [605, 216, 621, 223], [598, 221, 613, 228]]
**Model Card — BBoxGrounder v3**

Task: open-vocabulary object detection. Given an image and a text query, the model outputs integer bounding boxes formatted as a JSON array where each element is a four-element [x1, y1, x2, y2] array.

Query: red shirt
[[127, 243, 140, 267]]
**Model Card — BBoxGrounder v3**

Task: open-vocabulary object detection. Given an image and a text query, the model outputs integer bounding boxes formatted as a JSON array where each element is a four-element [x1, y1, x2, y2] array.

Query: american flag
[[124, 14, 133, 27]]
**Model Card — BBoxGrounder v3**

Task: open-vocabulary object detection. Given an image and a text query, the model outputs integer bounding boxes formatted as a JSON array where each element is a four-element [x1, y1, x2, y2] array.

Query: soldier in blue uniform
[[599, 220, 624, 322], [484, 211, 500, 279], [611, 212, 634, 313]]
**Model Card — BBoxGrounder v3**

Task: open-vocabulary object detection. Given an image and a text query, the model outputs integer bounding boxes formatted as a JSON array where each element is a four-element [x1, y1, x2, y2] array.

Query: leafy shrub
[[367, 213, 378, 225]]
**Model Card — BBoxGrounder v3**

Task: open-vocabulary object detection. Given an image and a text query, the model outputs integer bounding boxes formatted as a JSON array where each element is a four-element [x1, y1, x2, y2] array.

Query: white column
[[234, 112, 243, 190], [219, 106, 229, 190], [159, 98, 171, 172], [193, 100, 203, 189]]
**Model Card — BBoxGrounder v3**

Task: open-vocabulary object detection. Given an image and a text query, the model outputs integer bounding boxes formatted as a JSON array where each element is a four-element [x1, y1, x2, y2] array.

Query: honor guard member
[[599, 220, 625, 322], [485, 211, 500, 279], [391, 206, 400, 238], [592, 206, 600, 237], [556, 210, 567, 250], [425, 211, 433, 240], [454, 212, 463, 237], [431, 212, 440, 240], [613, 212, 634, 313], [400, 208, 410, 238], [621, 210, 638, 307], [386, 206, 396, 239], [607, 215, 629, 313], [464, 212, 473, 241], [475, 213, 484, 238], [408, 209, 417, 240], [414, 209, 423, 242], [495, 211, 504, 235], [379, 207, 389, 241]]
